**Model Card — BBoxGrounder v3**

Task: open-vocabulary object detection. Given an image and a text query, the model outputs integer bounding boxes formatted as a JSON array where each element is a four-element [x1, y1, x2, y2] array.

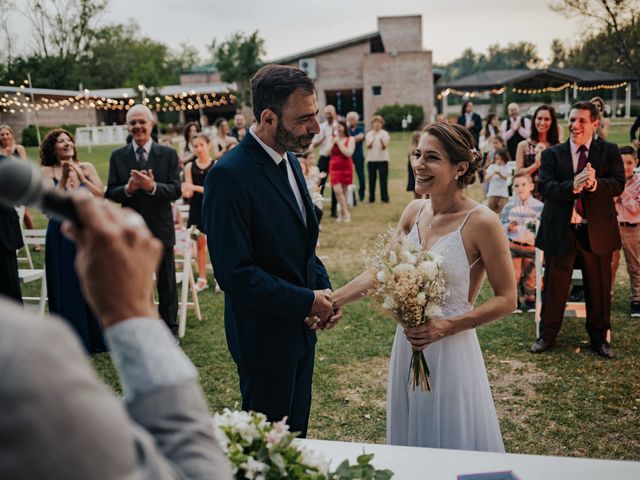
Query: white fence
[[75, 125, 129, 146]]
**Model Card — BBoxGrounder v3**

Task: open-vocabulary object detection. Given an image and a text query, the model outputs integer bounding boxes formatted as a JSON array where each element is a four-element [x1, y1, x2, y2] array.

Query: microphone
[[0, 157, 83, 227]]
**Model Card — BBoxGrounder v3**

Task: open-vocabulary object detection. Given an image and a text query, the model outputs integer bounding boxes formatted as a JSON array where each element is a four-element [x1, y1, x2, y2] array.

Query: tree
[[212, 31, 265, 107], [549, 39, 568, 68], [550, 0, 640, 79], [21, 0, 108, 60]]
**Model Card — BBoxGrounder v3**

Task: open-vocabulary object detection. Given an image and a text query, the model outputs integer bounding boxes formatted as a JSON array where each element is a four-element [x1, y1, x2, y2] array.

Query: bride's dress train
[[386, 203, 505, 452]]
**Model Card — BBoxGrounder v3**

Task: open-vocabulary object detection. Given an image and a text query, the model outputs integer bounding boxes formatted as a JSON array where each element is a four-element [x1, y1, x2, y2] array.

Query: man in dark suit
[[457, 100, 482, 147], [106, 105, 181, 336], [203, 65, 341, 437], [532, 101, 625, 358], [0, 154, 23, 303]]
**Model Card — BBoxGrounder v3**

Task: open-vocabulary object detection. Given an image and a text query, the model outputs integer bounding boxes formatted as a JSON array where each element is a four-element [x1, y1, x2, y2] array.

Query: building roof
[[269, 31, 381, 64], [437, 68, 635, 90], [183, 63, 218, 74]]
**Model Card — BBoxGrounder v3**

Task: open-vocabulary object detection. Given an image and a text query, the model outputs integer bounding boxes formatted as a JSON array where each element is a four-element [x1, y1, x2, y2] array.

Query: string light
[[0, 79, 237, 114], [438, 81, 628, 99]]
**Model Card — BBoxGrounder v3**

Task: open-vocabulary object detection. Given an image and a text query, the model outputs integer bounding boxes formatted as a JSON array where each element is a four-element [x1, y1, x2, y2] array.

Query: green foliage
[[212, 31, 266, 107], [374, 104, 424, 131], [440, 42, 542, 81], [20, 124, 82, 147]]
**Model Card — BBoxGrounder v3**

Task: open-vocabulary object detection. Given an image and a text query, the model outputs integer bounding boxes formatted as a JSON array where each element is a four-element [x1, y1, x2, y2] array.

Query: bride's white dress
[[386, 203, 505, 452]]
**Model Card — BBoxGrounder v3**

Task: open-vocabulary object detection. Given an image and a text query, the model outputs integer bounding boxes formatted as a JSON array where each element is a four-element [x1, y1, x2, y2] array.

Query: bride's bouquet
[[368, 229, 447, 392]]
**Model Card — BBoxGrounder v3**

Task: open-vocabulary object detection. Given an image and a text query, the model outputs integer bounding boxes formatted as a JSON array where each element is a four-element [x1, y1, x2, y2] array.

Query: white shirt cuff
[[105, 318, 197, 401]]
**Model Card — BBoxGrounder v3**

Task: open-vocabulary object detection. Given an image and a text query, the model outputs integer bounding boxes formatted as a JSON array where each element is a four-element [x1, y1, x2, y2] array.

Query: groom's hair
[[251, 65, 315, 123]]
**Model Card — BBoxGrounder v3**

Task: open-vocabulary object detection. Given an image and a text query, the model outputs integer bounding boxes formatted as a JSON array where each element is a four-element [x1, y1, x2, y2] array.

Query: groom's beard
[[274, 121, 314, 154]]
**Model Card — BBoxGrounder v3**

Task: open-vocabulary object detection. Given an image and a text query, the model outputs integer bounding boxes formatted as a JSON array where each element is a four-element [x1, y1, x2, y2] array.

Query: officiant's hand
[[62, 190, 162, 328], [404, 319, 451, 350]]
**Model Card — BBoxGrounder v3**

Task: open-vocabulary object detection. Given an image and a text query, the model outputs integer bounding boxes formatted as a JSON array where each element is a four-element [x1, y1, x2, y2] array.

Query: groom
[[203, 64, 341, 437]]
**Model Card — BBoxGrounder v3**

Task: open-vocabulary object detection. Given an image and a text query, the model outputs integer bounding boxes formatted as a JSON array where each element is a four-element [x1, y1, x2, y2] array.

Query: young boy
[[501, 172, 544, 313], [611, 145, 640, 317]]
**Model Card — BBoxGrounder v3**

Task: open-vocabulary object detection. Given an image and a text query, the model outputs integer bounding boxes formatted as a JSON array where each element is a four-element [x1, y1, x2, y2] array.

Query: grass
[[21, 124, 640, 460]]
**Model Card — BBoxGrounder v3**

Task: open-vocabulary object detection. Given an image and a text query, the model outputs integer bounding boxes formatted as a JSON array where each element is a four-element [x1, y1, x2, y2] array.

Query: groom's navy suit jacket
[[203, 133, 331, 371]]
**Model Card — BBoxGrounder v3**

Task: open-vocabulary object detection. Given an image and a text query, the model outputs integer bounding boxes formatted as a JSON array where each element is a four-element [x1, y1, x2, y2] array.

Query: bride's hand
[[404, 318, 451, 350]]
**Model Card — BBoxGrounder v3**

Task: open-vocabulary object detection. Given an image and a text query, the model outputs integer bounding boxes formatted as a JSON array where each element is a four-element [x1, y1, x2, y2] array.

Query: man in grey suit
[[0, 191, 231, 479]]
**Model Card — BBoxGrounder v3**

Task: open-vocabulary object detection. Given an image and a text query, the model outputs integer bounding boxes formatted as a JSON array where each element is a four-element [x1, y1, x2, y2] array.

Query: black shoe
[[530, 338, 556, 354], [569, 286, 584, 302], [631, 301, 640, 318], [591, 342, 614, 359], [524, 300, 536, 313]]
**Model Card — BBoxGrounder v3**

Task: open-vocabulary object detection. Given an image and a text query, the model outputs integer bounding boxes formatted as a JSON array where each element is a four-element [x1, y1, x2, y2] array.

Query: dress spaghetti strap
[[457, 204, 484, 268]]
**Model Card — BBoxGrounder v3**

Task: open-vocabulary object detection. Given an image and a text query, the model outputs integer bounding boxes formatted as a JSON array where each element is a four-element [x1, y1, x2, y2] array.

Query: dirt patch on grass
[[336, 356, 389, 410]]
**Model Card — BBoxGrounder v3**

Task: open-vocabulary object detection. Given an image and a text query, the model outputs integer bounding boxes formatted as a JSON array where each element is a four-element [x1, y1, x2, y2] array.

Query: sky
[[10, 0, 585, 65]]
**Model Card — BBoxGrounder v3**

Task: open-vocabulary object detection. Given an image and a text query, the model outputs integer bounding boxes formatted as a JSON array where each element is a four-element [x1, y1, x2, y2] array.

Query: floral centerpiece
[[368, 228, 447, 392], [213, 409, 394, 479]]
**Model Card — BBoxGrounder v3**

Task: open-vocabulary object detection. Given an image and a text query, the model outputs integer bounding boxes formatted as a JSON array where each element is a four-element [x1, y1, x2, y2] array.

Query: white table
[[298, 439, 640, 479]]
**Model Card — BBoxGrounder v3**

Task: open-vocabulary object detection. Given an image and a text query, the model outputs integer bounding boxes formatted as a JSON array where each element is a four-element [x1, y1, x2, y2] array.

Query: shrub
[[373, 104, 424, 131], [21, 124, 83, 146]]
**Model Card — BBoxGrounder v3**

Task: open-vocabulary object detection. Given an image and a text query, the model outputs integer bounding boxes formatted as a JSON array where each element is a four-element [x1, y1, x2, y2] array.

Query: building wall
[[180, 72, 221, 85], [377, 15, 422, 53], [0, 105, 97, 143], [362, 51, 435, 128]]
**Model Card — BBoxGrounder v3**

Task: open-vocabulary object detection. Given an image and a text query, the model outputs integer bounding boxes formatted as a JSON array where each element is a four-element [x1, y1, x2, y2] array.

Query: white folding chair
[[15, 206, 34, 269], [174, 227, 202, 338], [18, 229, 48, 317]]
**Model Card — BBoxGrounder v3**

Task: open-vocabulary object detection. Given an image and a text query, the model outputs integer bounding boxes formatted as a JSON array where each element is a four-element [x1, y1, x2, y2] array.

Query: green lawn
[[22, 124, 640, 460]]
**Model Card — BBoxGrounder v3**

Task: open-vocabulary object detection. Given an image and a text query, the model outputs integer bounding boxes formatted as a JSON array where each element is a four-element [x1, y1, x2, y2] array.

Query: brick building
[[270, 15, 435, 126]]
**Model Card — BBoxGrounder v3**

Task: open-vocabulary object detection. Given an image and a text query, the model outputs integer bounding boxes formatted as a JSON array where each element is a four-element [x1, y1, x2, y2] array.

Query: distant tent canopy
[[436, 68, 635, 117]]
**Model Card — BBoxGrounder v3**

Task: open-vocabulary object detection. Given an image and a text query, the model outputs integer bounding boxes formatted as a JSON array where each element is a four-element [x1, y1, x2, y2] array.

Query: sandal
[[195, 279, 209, 292]]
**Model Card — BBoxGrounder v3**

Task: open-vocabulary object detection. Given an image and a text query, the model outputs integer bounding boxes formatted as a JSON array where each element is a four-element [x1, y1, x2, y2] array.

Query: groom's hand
[[308, 289, 334, 323]]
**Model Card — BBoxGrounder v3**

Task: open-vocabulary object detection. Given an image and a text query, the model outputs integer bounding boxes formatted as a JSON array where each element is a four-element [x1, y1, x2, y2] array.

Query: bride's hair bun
[[422, 122, 481, 187]]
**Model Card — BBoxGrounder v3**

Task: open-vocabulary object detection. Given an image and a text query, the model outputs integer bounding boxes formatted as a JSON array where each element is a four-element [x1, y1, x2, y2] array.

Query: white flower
[[425, 303, 442, 318], [402, 251, 418, 265], [416, 292, 427, 305], [241, 456, 267, 479], [376, 270, 388, 283], [382, 296, 396, 310], [392, 263, 415, 276], [417, 260, 438, 281], [430, 252, 445, 265], [389, 251, 398, 266], [300, 446, 330, 475]]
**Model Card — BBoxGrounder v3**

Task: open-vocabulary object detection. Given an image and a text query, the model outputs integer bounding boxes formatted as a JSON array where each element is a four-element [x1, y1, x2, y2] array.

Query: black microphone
[[0, 157, 83, 227]]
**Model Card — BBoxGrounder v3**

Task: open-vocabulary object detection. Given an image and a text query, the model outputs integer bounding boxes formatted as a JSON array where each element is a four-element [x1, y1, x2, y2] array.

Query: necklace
[[426, 199, 465, 230]]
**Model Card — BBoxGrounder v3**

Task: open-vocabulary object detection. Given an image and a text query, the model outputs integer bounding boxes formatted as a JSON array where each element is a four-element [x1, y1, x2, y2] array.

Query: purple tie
[[136, 146, 147, 169], [576, 145, 588, 217]]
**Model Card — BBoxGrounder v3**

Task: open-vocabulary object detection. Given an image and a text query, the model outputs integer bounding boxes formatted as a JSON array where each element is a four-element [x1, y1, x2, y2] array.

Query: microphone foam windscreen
[[0, 158, 41, 206]]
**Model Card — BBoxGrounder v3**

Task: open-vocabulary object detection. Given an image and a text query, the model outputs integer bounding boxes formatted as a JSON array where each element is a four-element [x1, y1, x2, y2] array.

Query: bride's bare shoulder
[[466, 203, 507, 242], [398, 199, 430, 232]]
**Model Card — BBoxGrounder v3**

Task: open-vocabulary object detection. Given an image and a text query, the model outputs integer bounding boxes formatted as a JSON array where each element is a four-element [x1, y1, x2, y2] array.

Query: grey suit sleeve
[[106, 151, 128, 203], [0, 308, 232, 480]]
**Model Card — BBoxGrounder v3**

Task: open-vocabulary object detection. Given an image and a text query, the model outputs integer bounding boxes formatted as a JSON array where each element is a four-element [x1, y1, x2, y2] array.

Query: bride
[[330, 122, 516, 452]]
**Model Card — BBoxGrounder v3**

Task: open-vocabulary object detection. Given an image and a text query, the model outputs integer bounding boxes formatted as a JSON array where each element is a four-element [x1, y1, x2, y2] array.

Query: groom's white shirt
[[250, 127, 307, 224]]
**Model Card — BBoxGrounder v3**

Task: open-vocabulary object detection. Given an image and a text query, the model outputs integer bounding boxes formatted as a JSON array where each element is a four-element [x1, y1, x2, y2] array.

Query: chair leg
[[189, 266, 202, 321], [39, 274, 48, 318], [178, 268, 190, 338]]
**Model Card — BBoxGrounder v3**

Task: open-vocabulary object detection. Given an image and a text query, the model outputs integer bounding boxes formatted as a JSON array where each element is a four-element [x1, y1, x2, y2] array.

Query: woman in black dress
[[182, 133, 214, 291]]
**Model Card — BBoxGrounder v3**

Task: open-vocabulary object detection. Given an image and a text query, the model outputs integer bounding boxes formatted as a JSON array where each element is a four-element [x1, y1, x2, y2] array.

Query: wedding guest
[[611, 145, 640, 317], [500, 102, 531, 159], [329, 120, 355, 223], [485, 113, 500, 138], [106, 104, 182, 338], [182, 133, 214, 292], [312, 104, 338, 216], [501, 172, 544, 313], [0, 153, 23, 303], [0, 124, 36, 231], [331, 122, 516, 451], [457, 100, 482, 146], [180, 121, 200, 167], [298, 150, 324, 224], [212, 117, 239, 160], [40, 129, 106, 354], [631, 114, 640, 154], [532, 102, 625, 358], [515, 105, 559, 199], [480, 135, 506, 191], [485, 148, 511, 214], [231, 113, 248, 141], [347, 111, 366, 202], [0, 191, 232, 480], [365, 115, 391, 203], [406, 131, 422, 199], [590, 96, 610, 140]]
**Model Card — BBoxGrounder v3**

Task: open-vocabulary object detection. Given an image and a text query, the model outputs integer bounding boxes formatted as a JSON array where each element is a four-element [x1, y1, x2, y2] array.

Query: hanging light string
[[437, 81, 628, 100], [0, 79, 237, 114]]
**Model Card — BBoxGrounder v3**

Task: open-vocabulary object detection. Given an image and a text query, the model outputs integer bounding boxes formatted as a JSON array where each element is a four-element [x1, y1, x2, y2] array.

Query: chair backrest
[[22, 229, 48, 245], [174, 228, 193, 267]]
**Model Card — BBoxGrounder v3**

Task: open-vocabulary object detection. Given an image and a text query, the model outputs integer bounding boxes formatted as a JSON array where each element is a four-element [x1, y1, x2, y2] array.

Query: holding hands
[[305, 289, 343, 331], [126, 169, 155, 194]]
